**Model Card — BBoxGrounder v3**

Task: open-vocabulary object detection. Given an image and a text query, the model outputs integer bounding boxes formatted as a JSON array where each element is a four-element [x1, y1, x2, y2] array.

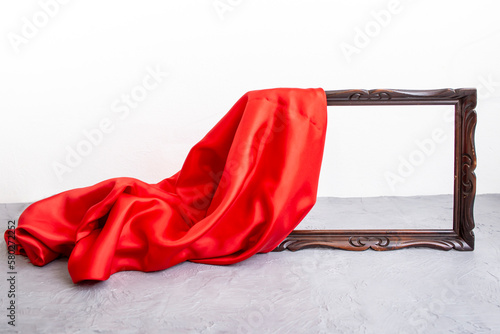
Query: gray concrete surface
[[1, 194, 499, 333]]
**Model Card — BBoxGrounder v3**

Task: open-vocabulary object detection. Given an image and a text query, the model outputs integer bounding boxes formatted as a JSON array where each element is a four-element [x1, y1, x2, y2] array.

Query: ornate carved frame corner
[[275, 88, 477, 252]]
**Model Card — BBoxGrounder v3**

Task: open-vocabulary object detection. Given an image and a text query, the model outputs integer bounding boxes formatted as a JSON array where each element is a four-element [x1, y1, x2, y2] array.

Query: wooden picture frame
[[275, 88, 477, 251]]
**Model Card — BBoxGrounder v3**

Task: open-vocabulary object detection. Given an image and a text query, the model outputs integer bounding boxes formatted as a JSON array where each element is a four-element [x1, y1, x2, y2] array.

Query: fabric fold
[[4, 88, 327, 283]]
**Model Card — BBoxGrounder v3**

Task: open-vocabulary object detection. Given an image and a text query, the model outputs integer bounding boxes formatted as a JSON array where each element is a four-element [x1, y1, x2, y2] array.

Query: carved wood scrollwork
[[349, 236, 390, 248], [349, 91, 391, 101], [458, 90, 477, 249], [274, 88, 477, 252]]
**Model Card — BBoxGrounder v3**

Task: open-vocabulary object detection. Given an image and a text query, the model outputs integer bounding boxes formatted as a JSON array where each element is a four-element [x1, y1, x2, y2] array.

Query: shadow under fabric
[[4, 88, 327, 283]]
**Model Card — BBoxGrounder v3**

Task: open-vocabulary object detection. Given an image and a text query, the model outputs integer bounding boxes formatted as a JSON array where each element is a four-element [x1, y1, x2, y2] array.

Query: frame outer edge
[[275, 88, 477, 252]]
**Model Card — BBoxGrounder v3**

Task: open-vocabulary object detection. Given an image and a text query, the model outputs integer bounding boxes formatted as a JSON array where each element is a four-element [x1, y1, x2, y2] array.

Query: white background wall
[[0, 0, 499, 203]]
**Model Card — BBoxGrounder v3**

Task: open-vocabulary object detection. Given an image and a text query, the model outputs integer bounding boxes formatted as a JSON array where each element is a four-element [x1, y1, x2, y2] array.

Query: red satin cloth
[[5, 88, 327, 283]]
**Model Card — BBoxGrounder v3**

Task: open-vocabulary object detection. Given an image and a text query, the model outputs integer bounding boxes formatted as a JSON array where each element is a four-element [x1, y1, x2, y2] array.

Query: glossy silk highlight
[[5, 88, 327, 283]]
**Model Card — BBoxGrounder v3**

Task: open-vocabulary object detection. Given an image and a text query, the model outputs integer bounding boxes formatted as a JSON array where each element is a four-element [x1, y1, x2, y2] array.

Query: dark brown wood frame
[[275, 88, 477, 252]]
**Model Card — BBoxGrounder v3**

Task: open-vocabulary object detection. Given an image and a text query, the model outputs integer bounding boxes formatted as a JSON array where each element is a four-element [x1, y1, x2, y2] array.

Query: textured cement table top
[[1, 194, 499, 333]]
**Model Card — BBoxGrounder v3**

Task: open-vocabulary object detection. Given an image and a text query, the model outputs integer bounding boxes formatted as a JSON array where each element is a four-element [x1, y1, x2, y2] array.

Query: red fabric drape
[[4, 88, 327, 283]]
